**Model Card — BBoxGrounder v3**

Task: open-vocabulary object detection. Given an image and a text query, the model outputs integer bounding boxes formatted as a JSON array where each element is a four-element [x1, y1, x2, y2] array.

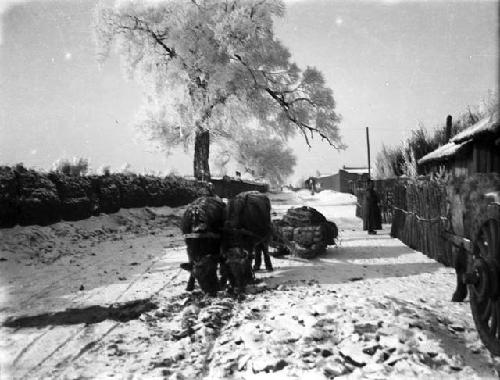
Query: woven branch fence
[[390, 179, 453, 266], [355, 174, 499, 268]]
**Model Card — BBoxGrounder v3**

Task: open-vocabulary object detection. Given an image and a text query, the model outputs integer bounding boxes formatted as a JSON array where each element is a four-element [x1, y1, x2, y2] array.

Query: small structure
[[315, 166, 370, 194], [418, 112, 500, 176]]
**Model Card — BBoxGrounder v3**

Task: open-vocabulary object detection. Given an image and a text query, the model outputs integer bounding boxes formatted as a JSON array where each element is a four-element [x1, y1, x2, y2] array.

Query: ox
[[180, 196, 226, 296], [222, 191, 273, 293]]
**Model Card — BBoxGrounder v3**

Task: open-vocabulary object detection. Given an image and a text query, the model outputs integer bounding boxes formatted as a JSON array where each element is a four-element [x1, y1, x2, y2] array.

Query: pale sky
[[0, 0, 498, 183]]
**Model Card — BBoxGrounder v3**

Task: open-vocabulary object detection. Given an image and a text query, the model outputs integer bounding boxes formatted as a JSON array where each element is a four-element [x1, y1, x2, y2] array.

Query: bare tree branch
[[233, 54, 342, 148]]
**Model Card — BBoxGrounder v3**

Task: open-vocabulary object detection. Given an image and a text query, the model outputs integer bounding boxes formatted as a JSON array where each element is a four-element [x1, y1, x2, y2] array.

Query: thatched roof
[[342, 167, 370, 175], [418, 112, 498, 165], [451, 111, 499, 144], [417, 140, 471, 165]]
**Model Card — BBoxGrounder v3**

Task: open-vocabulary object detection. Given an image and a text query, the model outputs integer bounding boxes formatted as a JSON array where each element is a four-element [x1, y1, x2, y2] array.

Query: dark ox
[[180, 196, 226, 296], [222, 191, 273, 293]]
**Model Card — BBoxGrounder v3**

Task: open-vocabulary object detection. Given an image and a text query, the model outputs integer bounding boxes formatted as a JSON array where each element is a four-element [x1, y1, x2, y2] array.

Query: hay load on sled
[[271, 206, 338, 259]]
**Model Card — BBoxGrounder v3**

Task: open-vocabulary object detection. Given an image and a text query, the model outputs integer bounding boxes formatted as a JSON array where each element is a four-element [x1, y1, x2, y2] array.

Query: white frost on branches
[[93, 0, 343, 166]]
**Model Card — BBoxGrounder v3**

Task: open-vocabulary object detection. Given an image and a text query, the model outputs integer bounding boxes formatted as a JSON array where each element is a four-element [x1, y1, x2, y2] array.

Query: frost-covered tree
[[374, 145, 404, 179], [234, 131, 296, 185], [212, 149, 232, 176], [94, 0, 342, 180]]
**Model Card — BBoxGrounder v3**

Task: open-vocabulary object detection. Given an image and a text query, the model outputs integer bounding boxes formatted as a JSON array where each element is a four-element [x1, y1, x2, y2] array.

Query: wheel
[[469, 204, 500, 356]]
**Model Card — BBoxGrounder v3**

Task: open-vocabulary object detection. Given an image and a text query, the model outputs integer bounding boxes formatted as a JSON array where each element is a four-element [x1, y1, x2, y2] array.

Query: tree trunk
[[194, 128, 210, 180]]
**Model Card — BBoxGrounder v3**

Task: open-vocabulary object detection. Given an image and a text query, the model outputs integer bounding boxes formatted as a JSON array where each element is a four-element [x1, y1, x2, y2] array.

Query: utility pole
[[366, 127, 371, 180]]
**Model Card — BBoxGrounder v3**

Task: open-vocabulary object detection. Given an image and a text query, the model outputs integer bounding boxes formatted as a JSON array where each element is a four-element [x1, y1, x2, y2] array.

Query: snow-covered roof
[[418, 140, 471, 165], [342, 167, 370, 175], [417, 112, 498, 165], [451, 112, 499, 144]]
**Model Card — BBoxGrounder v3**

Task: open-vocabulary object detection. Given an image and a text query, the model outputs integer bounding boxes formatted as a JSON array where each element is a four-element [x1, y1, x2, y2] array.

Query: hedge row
[[0, 166, 212, 228]]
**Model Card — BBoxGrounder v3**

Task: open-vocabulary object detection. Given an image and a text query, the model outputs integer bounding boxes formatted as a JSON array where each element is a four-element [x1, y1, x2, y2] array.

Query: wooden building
[[315, 166, 370, 193], [418, 112, 500, 176]]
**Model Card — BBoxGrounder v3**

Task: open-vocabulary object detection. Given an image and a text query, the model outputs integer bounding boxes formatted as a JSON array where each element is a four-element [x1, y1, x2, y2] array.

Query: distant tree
[[295, 175, 308, 189], [374, 145, 404, 179], [97, 165, 111, 176], [480, 89, 499, 116], [52, 157, 89, 176], [401, 139, 417, 178], [401, 125, 439, 176], [94, 0, 343, 180], [212, 149, 232, 176], [118, 162, 132, 174], [405, 125, 437, 161], [233, 131, 296, 185]]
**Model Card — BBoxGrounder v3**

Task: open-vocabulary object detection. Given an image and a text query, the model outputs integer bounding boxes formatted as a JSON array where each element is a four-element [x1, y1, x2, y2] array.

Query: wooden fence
[[387, 174, 499, 267], [390, 179, 453, 266], [355, 174, 499, 268]]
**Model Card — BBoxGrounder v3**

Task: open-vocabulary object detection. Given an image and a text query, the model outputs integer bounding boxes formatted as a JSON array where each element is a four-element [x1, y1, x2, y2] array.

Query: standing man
[[308, 176, 317, 195], [363, 180, 382, 234]]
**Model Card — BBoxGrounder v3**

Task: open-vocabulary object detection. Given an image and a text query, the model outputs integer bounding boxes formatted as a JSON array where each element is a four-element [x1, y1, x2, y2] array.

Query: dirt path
[[1, 192, 499, 379]]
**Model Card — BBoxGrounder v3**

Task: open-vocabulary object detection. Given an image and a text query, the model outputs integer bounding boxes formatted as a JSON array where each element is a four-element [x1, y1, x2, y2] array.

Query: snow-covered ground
[[1, 190, 499, 379]]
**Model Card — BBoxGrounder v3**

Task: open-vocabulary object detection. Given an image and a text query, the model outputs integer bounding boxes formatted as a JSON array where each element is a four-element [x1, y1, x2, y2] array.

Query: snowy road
[[1, 191, 499, 379]]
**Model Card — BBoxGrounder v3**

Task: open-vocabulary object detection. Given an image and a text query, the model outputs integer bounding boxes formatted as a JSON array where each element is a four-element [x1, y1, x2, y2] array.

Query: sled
[[270, 206, 338, 259]]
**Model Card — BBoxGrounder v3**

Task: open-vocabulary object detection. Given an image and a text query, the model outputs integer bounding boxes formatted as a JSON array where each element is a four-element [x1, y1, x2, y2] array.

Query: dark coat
[[363, 188, 382, 231]]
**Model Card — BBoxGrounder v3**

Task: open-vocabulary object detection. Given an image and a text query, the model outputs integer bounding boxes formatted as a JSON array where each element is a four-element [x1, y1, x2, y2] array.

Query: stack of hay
[[272, 206, 338, 259]]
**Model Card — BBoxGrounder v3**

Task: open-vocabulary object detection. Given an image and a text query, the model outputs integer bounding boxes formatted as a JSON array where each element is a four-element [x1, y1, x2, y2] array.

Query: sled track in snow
[[11, 250, 163, 363], [11, 250, 184, 379]]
